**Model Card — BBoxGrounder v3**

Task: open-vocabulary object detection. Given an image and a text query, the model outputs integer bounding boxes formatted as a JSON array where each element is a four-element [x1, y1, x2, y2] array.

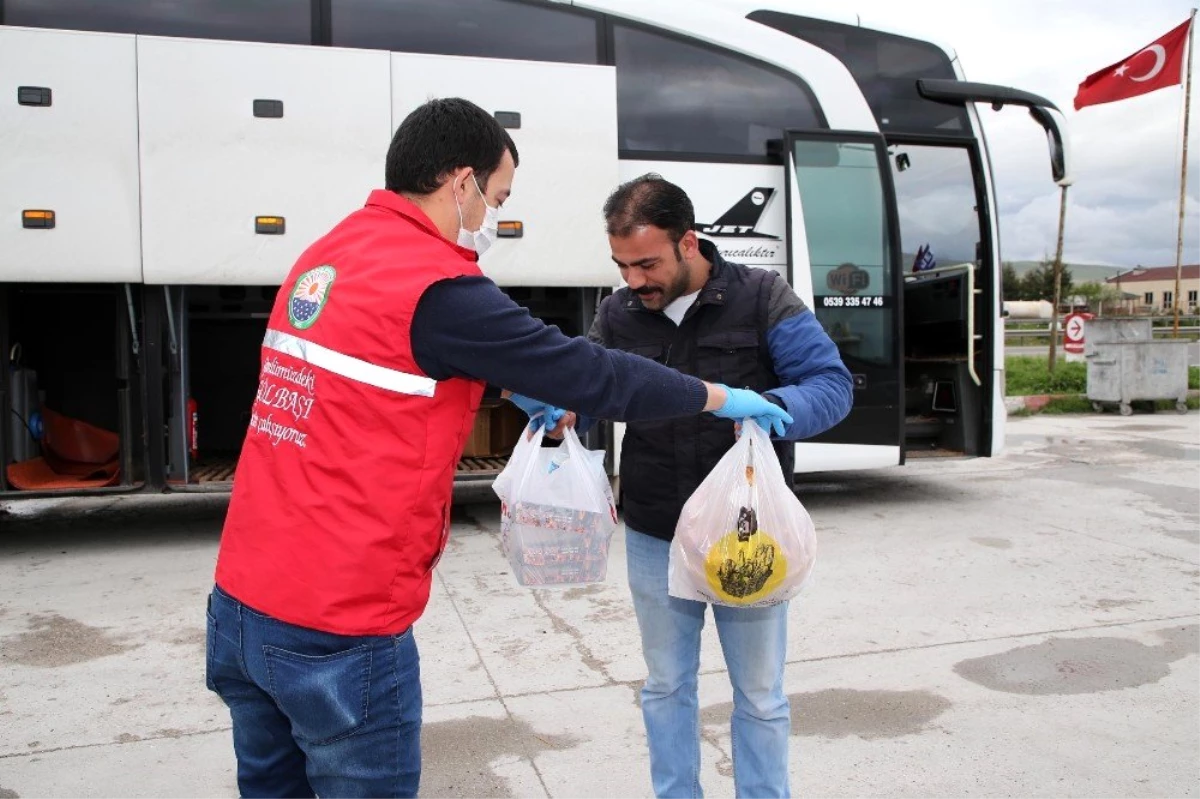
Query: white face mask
[[455, 174, 500, 255]]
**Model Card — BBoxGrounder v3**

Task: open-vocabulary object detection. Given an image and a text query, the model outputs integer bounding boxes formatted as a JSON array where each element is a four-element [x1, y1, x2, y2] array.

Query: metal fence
[[1005, 316, 1198, 339]]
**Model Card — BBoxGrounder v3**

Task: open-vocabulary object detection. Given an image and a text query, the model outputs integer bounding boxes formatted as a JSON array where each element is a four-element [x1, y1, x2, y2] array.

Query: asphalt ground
[[1, 412, 1197, 797]]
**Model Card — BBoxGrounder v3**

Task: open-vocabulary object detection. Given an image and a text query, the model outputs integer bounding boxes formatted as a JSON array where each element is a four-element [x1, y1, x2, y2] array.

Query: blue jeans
[[626, 528, 791, 799], [205, 585, 422, 798]]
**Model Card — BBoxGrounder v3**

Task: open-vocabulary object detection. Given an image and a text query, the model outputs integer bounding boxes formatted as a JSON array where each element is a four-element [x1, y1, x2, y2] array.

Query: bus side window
[[330, 0, 600, 65], [612, 23, 824, 158], [4, 0, 313, 45]]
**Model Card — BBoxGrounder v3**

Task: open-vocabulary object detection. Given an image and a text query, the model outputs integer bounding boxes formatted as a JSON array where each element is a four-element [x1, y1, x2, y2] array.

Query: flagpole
[[1174, 9, 1196, 337]]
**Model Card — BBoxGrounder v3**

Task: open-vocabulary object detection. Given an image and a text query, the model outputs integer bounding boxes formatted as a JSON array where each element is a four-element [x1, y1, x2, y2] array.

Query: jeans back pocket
[[264, 643, 372, 745]]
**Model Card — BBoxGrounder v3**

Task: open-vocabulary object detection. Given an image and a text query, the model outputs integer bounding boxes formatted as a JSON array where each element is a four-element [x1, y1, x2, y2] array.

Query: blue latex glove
[[710, 385, 794, 438], [507, 392, 567, 432]]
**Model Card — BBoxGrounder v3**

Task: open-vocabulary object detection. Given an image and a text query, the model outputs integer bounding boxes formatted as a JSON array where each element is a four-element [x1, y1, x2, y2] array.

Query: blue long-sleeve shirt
[[410, 276, 708, 421], [760, 304, 854, 440]]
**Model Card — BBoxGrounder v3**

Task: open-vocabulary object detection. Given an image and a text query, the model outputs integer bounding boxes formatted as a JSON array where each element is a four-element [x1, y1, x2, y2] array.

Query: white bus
[[0, 0, 1069, 498]]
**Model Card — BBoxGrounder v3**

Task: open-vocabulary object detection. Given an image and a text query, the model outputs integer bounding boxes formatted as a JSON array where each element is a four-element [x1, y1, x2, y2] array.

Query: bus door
[[785, 131, 904, 471]]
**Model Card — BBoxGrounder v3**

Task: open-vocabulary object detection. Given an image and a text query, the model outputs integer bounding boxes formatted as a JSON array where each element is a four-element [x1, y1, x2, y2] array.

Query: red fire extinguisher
[[186, 397, 199, 462]]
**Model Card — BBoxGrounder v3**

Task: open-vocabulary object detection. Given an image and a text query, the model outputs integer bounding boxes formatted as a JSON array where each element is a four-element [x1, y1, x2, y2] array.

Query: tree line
[[1001, 260, 1072, 302], [1002, 260, 1124, 311]]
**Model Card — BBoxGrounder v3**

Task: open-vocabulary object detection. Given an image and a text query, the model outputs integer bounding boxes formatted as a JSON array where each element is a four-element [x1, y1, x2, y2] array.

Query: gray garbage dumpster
[[1084, 318, 1153, 355], [1085, 322, 1190, 415]]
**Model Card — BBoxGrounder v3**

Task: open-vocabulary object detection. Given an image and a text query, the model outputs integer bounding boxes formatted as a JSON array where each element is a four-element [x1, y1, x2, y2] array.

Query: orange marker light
[[22, 210, 55, 229], [255, 216, 286, 234]]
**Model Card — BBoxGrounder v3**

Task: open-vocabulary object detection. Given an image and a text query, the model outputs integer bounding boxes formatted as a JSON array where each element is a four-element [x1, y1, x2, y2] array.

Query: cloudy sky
[[755, 0, 1200, 268]]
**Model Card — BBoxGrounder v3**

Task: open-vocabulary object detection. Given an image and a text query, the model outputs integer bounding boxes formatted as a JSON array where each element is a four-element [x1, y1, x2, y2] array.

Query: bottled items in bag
[[669, 419, 816, 607], [492, 425, 617, 586]]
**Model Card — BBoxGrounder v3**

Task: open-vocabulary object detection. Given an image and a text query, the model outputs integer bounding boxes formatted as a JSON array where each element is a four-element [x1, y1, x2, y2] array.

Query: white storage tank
[[1003, 300, 1053, 320]]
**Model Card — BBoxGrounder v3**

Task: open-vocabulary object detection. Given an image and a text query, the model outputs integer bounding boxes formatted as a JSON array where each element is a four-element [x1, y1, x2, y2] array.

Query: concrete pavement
[[1, 413, 1198, 797]]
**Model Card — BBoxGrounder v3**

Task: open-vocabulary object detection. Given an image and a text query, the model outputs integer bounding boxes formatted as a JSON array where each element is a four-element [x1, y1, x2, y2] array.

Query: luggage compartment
[[1, 284, 142, 493], [137, 37, 390, 286], [0, 28, 142, 285], [169, 285, 606, 488], [391, 53, 619, 289], [165, 286, 274, 486]]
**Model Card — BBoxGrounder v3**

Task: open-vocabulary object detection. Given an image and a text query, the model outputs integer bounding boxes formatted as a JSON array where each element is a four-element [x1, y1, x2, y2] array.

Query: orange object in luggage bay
[[5, 408, 120, 491]]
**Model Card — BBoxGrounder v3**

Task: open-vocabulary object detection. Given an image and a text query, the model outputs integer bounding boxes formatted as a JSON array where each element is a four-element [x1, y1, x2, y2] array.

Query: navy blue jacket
[[587, 240, 853, 539], [410, 276, 707, 422]]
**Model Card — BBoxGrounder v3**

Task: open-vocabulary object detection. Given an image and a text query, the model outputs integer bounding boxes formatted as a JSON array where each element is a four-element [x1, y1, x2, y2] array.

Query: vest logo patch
[[288, 265, 336, 329]]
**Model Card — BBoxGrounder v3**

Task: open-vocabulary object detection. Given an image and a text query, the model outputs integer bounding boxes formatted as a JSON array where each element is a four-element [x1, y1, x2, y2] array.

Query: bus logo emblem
[[827, 263, 870, 295], [695, 188, 780, 240]]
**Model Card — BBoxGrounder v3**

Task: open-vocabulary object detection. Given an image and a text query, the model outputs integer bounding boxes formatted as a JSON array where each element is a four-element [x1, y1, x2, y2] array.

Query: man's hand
[[544, 411, 578, 440], [708, 384, 793, 437], [506, 392, 569, 435], [735, 394, 787, 439]]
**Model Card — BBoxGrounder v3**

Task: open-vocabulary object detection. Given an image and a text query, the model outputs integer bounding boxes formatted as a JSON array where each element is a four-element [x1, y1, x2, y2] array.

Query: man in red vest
[[206, 97, 791, 798]]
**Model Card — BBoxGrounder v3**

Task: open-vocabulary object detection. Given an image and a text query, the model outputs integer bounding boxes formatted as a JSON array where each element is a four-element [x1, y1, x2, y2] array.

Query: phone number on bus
[[815, 295, 891, 309]]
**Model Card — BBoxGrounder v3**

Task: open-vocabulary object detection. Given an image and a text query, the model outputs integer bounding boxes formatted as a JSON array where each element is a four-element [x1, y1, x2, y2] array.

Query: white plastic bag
[[493, 425, 617, 586], [668, 419, 816, 607]]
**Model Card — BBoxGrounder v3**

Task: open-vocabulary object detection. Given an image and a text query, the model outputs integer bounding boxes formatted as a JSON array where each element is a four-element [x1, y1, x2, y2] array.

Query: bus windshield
[[747, 10, 969, 137]]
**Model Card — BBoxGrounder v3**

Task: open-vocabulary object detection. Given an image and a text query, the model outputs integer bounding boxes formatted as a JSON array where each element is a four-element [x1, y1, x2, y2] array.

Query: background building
[[1106, 265, 1200, 314]]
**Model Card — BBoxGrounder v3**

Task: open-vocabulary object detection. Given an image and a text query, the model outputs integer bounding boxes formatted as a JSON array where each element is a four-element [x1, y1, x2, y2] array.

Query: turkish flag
[[1074, 19, 1192, 110]]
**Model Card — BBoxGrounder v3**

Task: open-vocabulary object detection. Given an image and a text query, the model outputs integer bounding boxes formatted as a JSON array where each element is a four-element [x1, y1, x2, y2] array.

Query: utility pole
[[1049, 184, 1069, 371]]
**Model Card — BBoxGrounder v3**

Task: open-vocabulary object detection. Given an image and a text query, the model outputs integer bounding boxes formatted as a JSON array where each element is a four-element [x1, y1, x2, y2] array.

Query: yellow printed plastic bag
[[668, 419, 816, 607]]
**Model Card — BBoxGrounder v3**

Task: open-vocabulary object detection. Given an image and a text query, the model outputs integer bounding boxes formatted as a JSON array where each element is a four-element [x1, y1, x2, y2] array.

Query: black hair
[[603, 173, 695, 244], [385, 97, 520, 195]]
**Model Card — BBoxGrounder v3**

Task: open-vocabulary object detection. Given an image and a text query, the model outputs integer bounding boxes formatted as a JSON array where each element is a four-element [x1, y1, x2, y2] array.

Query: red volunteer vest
[[215, 191, 486, 636]]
